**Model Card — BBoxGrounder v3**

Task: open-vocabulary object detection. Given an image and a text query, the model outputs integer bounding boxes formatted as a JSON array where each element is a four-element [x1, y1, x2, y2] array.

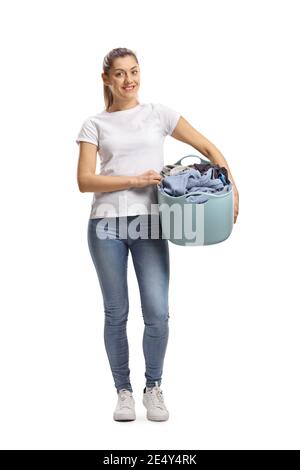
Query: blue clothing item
[[158, 167, 229, 204], [87, 215, 170, 394], [192, 162, 231, 185]]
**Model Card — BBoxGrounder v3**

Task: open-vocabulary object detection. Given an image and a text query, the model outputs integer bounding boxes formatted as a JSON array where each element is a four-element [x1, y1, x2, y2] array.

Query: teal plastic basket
[[157, 154, 234, 246]]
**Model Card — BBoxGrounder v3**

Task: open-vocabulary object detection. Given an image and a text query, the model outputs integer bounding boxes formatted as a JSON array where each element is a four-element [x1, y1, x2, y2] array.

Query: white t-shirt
[[76, 102, 181, 218]]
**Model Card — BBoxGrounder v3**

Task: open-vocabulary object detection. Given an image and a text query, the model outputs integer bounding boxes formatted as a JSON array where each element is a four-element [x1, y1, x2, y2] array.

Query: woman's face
[[103, 56, 140, 100]]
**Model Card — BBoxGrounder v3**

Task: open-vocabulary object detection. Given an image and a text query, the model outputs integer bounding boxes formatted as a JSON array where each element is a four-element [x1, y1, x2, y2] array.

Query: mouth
[[122, 85, 136, 92]]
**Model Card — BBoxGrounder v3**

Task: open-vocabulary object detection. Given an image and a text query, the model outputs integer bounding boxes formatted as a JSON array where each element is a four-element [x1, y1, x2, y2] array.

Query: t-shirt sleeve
[[155, 103, 181, 136], [76, 118, 99, 149]]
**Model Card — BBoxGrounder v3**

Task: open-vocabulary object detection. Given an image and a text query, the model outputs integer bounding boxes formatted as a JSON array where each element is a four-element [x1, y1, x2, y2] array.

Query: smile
[[122, 85, 136, 91]]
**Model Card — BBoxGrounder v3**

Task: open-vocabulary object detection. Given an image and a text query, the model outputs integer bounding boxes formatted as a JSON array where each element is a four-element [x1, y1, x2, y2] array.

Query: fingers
[[147, 170, 162, 184]]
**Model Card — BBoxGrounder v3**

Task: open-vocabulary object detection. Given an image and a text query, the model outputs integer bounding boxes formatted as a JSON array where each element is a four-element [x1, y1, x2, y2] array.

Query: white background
[[0, 0, 299, 450]]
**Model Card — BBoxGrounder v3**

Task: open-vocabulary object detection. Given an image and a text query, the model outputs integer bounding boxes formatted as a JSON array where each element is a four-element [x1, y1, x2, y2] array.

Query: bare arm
[[171, 116, 239, 223], [77, 142, 161, 193], [171, 116, 237, 187]]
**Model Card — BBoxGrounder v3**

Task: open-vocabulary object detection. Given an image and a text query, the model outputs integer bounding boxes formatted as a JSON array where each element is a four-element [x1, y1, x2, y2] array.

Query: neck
[[107, 99, 140, 112]]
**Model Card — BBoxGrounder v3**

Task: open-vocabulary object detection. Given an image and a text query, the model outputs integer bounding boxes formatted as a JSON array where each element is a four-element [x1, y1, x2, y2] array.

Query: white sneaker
[[113, 389, 136, 421], [143, 381, 169, 421]]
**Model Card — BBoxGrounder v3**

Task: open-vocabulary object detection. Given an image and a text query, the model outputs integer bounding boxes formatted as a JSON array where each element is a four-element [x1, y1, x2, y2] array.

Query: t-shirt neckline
[[103, 103, 142, 115]]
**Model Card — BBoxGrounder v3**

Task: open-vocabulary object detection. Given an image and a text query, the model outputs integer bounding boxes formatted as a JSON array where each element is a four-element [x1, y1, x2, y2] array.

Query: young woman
[[76, 47, 239, 422]]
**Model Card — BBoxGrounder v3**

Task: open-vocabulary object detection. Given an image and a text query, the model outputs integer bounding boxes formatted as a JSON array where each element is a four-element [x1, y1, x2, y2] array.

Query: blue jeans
[[87, 214, 170, 394]]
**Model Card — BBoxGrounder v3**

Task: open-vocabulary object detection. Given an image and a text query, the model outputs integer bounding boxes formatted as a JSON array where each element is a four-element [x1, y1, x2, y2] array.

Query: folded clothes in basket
[[158, 164, 231, 204]]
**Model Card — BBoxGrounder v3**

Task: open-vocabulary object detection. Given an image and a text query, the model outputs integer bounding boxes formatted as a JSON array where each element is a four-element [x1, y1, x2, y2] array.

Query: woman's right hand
[[132, 170, 162, 188]]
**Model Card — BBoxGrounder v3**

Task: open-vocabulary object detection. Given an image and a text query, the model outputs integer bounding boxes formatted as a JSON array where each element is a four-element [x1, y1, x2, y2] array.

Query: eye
[[116, 70, 138, 77]]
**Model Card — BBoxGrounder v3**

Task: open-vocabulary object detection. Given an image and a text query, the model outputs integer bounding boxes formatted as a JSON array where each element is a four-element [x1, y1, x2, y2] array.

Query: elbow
[[78, 178, 87, 193], [77, 173, 95, 192]]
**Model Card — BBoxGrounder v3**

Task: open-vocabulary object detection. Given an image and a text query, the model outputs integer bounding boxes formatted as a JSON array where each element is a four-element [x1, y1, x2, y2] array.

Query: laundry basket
[[157, 154, 234, 246]]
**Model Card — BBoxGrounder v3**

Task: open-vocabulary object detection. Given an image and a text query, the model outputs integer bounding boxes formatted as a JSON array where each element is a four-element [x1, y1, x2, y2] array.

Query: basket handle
[[174, 154, 210, 166]]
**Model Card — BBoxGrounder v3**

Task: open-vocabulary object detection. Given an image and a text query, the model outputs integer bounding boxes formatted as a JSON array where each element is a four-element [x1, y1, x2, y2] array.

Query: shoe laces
[[147, 386, 166, 409], [118, 389, 134, 409]]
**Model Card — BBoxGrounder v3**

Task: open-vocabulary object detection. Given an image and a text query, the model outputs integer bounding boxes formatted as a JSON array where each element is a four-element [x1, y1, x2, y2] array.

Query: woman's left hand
[[233, 184, 239, 224]]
